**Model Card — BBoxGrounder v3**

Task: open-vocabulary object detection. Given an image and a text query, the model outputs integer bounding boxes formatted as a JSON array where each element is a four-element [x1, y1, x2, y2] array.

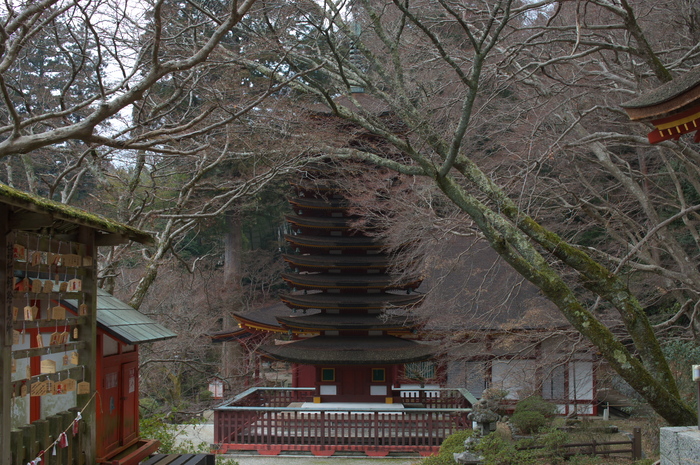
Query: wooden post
[[77, 226, 97, 465], [48, 414, 62, 465], [632, 427, 642, 460], [21, 423, 36, 462], [1, 205, 11, 465], [11, 429, 23, 465], [33, 419, 48, 463]]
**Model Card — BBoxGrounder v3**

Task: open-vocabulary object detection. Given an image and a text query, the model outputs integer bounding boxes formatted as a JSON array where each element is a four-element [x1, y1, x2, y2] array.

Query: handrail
[[214, 406, 471, 412], [215, 386, 315, 408], [214, 386, 474, 411]]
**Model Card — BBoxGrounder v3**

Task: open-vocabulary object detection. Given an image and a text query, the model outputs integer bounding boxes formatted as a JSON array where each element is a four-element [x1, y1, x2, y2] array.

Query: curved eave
[[281, 272, 420, 292], [285, 215, 354, 231], [233, 314, 285, 333], [258, 336, 435, 365], [276, 314, 414, 331], [622, 67, 700, 121], [290, 181, 335, 194], [285, 234, 382, 250], [209, 327, 254, 343], [283, 254, 390, 272], [281, 292, 424, 310], [288, 197, 348, 211]]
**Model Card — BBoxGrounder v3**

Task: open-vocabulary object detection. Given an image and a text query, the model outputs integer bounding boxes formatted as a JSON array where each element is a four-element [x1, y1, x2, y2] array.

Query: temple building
[[218, 171, 435, 401], [621, 67, 700, 144]]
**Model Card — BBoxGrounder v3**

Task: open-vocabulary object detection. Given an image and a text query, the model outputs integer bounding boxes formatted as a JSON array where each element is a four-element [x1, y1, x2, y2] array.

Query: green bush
[[140, 414, 211, 455], [420, 429, 475, 465], [475, 433, 537, 465], [511, 410, 548, 435], [511, 396, 556, 434]]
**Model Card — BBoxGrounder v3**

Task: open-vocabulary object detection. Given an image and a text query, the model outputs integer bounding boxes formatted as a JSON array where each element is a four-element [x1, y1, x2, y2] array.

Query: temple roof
[[622, 67, 700, 121], [285, 234, 382, 250], [288, 196, 348, 211], [276, 312, 414, 331], [257, 335, 434, 364], [285, 215, 355, 231], [232, 302, 307, 332], [281, 272, 420, 291], [283, 253, 390, 272], [280, 292, 424, 311]]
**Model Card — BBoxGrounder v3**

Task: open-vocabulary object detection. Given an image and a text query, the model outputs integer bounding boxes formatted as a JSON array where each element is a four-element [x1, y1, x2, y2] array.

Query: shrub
[[511, 396, 556, 434], [420, 429, 475, 465], [475, 433, 537, 465]]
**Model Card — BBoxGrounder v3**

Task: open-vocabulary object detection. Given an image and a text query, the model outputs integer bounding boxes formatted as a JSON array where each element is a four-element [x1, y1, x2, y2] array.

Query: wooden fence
[[213, 387, 474, 456], [10, 408, 87, 465], [519, 427, 643, 461]]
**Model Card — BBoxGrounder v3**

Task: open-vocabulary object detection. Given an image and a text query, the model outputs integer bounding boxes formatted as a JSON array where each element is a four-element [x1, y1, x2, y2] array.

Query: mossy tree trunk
[[254, 0, 699, 425]]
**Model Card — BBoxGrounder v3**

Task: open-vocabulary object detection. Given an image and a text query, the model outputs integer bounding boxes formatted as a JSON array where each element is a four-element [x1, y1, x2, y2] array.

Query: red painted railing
[[213, 388, 474, 456]]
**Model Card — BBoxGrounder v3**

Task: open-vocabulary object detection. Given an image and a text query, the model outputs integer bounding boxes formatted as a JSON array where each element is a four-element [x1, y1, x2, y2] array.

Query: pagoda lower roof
[[288, 197, 348, 211], [276, 313, 414, 331], [285, 215, 355, 231], [257, 335, 435, 365], [622, 67, 700, 121], [285, 234, 382, 250], [283, 253, 390, 272], [280, 292, 423, 310], [281, 272, 420, 291]]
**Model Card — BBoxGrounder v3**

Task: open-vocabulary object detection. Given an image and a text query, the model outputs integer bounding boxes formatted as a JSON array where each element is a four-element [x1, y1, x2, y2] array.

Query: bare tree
[[238, 0, 700, 425]]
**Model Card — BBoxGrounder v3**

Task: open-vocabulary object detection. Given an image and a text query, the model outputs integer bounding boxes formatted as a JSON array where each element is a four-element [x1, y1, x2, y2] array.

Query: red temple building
[[622, 67, 700, 144], [211, 171, 470, 457], [263, 176, 433, 401]]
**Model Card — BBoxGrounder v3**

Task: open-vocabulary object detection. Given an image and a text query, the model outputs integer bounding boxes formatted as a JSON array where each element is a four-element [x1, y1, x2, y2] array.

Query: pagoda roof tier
[[285, 234, 382, 252], [285, 215, 356, 232], [276, 313, 414, 331], [257, 335, 435, 365], [283, 253, 390, 272], [281, 292, 423, 311], [228, 302, 301, 332], [288, 196, 348, 213], [281, 272, 421, 292], [622, 67, 700, 121], [290, 181, 336, 194]]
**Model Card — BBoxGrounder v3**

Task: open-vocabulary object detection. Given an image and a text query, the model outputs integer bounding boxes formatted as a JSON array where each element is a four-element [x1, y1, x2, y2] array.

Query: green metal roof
[[67, 289, 177, 344]]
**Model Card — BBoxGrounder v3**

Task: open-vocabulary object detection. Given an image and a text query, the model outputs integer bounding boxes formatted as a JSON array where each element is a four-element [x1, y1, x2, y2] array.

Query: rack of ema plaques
[[8, 232, 93, 430]]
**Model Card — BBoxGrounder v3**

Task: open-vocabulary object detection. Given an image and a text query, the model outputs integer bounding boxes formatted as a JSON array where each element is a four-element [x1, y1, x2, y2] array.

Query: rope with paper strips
[[24, 390, 97, 465]]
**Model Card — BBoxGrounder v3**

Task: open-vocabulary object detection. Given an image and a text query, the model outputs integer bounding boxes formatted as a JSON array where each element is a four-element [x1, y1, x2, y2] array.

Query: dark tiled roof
[[234, 302, 301, 328], [281, 272, 419, 291], [258, 335, 434, 364], [276, 313, 414, 331], [622, 67, 700, 109], [283, 253, 390, 272], [280, 292, 424, 310], [621, 67, 700, 120], [285, 234, 381, 249]]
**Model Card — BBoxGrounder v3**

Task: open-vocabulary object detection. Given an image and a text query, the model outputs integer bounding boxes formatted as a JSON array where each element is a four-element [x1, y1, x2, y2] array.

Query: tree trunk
[[222, 210, 244, 385]]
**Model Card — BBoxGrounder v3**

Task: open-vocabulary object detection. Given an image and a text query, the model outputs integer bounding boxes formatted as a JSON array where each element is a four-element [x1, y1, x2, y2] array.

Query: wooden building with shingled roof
[[621, 67, 700, 144], [0, 183, 177, 465]]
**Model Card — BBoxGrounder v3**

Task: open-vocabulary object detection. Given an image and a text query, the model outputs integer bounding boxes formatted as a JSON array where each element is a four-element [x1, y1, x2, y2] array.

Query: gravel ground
[[220, 456, 420, 465], [173, 424, 422, 465]]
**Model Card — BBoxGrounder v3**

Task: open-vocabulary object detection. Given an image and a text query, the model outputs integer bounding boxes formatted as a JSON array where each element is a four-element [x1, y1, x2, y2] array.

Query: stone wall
[[660, 426, 700, 465]]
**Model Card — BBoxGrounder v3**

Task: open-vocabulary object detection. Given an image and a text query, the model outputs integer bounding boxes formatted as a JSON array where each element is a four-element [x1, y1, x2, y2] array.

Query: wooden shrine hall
[[0, 184, 174, 465], [621, 66, 700, 144]]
